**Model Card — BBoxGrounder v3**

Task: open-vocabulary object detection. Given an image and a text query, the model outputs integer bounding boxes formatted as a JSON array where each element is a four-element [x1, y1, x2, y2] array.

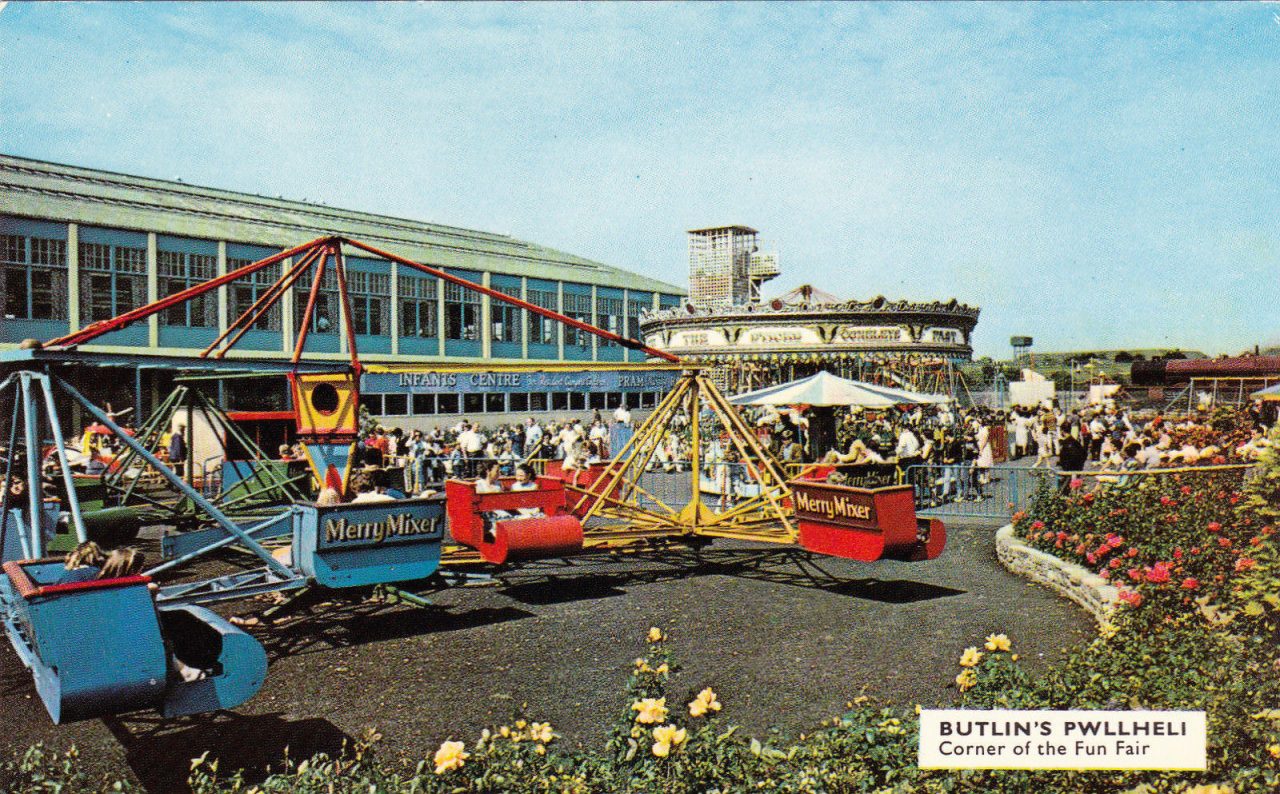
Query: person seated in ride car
[[510, 463, 538, 492], [476, 464, 510, 541], [350, 470, 394, 503], [560, 440, 587, 485], [61, 541, 106, 583], [475, 463, 504, 494], [376, 468, 407, 500], [98, 547, 145, 580]]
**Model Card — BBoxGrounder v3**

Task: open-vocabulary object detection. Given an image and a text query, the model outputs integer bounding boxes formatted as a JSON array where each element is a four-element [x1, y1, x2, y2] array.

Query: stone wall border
[[995, 523, 1120, 629]]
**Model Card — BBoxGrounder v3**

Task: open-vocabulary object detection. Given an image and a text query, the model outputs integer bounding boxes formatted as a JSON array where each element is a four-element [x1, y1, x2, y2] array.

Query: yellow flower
[[499, 725, 511, 738], [651, 724, 687, 757], [955, 669, 977, 692], [632, 697, 669, 724], [1269, 743, 1280, 759], [530, 721, 555, 743], [878, 718, 904, 735], [914, 704, 922, 715], [433, 740, 469, 774], [648, 627, 665, 643], [1011, 653, 1020, 662], [689, 687, 723, 718], [655, 663, 669, 675], [984, 633, 1012, 652], [959, 647, 984, 668]]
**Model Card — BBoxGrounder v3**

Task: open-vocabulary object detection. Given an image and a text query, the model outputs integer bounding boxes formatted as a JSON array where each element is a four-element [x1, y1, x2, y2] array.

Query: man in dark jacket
[[1055, 429, 1087, 494], [169, 425, 187, 478]]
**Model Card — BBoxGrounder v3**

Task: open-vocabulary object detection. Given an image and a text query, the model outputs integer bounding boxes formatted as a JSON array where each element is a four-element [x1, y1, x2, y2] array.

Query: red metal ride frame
[[45, 235, 680, 366]]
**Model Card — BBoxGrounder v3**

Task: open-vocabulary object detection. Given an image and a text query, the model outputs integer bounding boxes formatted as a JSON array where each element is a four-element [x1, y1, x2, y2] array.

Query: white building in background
[[687, 225, 775, 308]]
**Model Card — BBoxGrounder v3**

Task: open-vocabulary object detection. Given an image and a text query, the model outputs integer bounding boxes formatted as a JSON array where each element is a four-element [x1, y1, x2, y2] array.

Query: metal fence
[[904, 464, 1055, 518], [904, 462, 1256, 520]]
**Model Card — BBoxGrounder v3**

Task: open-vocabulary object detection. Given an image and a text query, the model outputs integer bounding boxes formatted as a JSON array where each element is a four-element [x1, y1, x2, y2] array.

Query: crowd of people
[[323, 404, 636, 500], [761, 399, 1276, 505], [328, 395, 1276, 508]]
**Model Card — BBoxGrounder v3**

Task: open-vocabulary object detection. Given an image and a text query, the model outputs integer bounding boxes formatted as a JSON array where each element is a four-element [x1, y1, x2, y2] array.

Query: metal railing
[[904, 464, 1054, 518], [904, 462, 1256, 520]]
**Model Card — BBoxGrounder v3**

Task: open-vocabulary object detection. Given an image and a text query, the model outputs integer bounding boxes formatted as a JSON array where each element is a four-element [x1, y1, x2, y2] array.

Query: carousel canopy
[[728, 371, 949, 407], [1250, 383, 1280, 401]]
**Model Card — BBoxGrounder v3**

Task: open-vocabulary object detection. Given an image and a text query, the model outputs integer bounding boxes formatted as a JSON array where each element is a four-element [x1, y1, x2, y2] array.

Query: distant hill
[[1012, 349, 1207, 367]]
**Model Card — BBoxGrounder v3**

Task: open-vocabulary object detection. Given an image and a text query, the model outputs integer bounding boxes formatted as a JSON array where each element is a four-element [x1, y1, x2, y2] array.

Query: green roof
[[0, 153, 684, 295]]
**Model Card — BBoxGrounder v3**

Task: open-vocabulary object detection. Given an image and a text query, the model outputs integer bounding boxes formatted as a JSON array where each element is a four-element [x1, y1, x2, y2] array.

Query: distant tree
[[1113, 351, 1133, 363]]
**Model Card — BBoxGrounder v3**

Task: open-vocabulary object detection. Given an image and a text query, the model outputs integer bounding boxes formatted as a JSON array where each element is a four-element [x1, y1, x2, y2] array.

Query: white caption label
[[918, 710, 1207, 770]]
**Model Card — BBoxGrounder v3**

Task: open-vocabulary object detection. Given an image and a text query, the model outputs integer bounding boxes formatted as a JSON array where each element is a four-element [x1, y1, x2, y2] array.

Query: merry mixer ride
[[0, 235, 945, 725]]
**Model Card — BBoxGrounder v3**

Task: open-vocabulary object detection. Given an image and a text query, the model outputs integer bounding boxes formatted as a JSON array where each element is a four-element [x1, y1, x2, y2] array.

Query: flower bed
[[1012, 466, 1258, 614]]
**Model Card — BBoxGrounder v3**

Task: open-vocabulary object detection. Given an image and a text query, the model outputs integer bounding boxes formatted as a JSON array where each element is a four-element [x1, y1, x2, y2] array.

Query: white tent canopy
[[728, 371, 949, 408], [1250, 383, 1280, 401]]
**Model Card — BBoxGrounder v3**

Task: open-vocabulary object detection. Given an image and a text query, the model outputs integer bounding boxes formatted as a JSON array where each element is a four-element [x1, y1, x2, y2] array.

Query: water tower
[[1011, 335, 1033, 366]]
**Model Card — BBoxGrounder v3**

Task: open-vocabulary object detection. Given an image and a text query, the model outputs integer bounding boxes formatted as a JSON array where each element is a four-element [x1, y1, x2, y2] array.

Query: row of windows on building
[[1, 233, 667, 344], [362, 389, 663, 417]]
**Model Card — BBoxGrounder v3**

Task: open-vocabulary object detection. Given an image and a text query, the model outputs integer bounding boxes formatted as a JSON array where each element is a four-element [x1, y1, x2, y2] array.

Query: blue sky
[[1, 2, 1277, 358]]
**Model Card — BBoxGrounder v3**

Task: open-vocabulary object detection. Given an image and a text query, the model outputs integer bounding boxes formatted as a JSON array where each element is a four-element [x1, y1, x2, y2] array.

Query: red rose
[[1181, 578, 1199, 590], [1145, 563, 1171, 584], [1207, 522, 1221, 533], [1235, 557, 1256, 572], [1119, 589, 1143, 607]]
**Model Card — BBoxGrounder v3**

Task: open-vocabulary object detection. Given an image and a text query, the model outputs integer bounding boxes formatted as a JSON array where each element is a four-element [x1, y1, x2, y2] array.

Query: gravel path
[[0, 516, 1093, 791]]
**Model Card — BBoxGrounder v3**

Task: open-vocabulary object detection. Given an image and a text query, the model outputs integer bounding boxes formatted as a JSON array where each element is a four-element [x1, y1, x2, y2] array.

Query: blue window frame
[[158, 249, 218, 327], [1, 234, 68, 321], [527, 287, 558, 346], [227, 257, 283, 330], [490, 282, 522, 344], [400, 274, 438, 339], [79, 241, 147, 322]]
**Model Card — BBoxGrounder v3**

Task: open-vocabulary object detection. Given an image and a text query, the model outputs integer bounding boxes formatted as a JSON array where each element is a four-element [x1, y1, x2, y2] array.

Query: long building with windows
[[0, 154, 684, 423]]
